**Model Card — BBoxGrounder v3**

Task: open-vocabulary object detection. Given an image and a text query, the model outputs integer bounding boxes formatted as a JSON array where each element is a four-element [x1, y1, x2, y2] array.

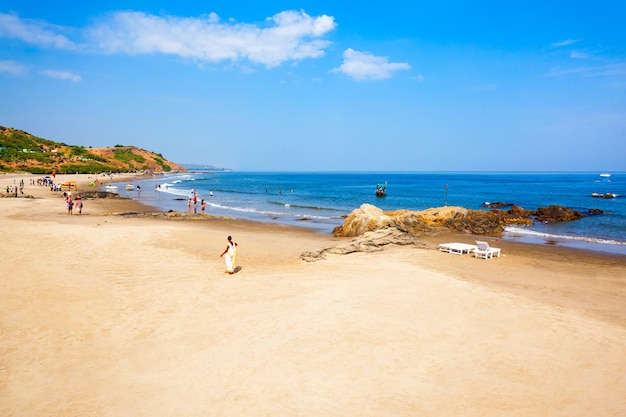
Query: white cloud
[[332, 48, 411, 81], [41, 70, 82, 82], [0, 12, 76, 49], [546, 63, 626, 78], [0, 60, 27, 75], [86, 10, 336, 67], [551, 39, 580, 48], [570, 50, 589, 59]]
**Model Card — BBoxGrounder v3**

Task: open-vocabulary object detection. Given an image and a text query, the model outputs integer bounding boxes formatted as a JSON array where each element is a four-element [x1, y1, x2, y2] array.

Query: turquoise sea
[[112, 171, 626, 255]]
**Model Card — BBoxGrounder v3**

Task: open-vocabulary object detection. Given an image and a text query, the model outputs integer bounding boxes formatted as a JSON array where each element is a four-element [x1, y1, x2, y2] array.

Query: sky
[[1, 1, 625, 172]]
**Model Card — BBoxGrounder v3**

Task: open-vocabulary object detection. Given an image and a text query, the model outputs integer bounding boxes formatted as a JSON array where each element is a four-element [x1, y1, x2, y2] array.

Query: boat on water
[[126, 184, 134, 191], [600, 173, 611, 178], [375, 183, 387, 197], [105, 184, 118, 191]]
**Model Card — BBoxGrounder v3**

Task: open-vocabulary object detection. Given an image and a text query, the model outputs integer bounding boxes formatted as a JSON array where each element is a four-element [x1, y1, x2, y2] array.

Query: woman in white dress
[[220, 235, 238, 274]]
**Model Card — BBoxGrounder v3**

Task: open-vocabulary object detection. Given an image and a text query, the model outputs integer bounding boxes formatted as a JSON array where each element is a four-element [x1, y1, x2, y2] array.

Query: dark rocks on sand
[[534, 205, 584, 223], [77, 191, 128, 199]]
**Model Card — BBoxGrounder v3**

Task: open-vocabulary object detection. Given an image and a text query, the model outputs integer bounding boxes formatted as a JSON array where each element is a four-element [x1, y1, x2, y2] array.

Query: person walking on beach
[[67, 198, 74, 215], [76, 197, 83, 215], [220, 236, 238, 274]]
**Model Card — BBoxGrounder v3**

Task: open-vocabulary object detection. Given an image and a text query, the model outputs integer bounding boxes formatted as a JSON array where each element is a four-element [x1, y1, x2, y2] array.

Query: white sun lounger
[[438, 243, 478, 255], [474, 240, 502, 259]]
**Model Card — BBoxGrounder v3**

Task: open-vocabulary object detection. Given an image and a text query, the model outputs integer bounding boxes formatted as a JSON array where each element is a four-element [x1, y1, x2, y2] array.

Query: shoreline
[[98, 171, 626, 256], [3, 171, 625, 263], [2, 173, 626, 416]]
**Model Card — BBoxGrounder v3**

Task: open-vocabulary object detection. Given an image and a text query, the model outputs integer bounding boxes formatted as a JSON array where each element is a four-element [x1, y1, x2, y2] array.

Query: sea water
[[113, 171, 626, 255]]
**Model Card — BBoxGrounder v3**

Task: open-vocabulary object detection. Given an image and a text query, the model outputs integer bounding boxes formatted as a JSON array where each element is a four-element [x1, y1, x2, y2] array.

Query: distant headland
[[0, 125, 186, 174]]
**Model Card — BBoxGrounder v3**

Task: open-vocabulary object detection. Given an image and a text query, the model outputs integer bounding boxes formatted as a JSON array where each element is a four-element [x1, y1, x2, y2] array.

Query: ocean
[[111, 171, 626, 255]]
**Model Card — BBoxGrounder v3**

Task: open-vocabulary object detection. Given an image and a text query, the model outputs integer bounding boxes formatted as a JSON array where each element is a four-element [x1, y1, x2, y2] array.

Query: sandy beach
[[1, 173, 625, 417]]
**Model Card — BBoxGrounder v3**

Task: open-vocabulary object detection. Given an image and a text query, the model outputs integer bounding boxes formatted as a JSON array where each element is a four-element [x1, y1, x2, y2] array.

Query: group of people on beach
[[186, 189, 212, 214], [5, 183, 22, 197], [4, 178, 26, 197], [187, 196, 207, 214], [63, 190, 83, 215]]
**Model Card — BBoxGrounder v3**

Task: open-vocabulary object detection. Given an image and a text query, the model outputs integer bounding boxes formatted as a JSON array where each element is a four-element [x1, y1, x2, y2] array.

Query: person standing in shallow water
[[220, 236, 238, 274]]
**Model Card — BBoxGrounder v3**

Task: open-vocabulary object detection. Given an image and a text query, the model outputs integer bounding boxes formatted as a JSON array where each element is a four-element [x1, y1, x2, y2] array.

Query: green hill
[[0, 126, 185, 174]]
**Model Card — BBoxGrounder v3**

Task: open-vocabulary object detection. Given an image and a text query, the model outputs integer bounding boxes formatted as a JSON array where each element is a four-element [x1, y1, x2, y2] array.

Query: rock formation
[[77, 191, 129, 199], [335, 201, 597, 238], [301, 227, 425, 262], [591, 193, 617, 199], [534, 205, 584, 222], [303, 199, 601, 261], [481, 201, 512, 208], [332, 203, 538, 238]]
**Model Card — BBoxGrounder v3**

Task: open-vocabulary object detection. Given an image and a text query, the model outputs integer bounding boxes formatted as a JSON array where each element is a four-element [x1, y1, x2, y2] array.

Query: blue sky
[[1, 1, 625, 171]]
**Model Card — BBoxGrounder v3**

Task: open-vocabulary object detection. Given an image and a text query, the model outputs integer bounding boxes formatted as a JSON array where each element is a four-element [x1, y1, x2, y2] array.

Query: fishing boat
[[375, 183, 387, 197]]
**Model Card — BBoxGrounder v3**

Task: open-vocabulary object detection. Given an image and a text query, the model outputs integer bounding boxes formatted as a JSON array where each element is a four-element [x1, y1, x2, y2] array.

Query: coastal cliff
[[0, 126, 185, 174]]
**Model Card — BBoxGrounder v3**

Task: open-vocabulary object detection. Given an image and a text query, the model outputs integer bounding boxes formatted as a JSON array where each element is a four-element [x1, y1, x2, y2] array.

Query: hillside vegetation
[[0, 126, 185, 174]]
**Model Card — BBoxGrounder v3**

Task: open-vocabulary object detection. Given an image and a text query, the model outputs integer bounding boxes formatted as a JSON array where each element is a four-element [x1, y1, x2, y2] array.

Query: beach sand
[[2, 173, 625, 417]]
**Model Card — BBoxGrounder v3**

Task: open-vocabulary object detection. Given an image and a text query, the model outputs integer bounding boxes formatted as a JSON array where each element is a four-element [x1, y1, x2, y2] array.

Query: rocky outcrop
[[446, 209, 512, 235], [507, 204, 536, 219], [481, 201, 512, 208], [444, 205, 536, 235], [301, 227, 425, 262], [111, 211, 232, 220], [0, 193, 37, 199], [77, 191, 129, 199], [304, 203, 594, 261], [335, 204, 467, 237], [333, 203, 589, 239], [591, 193, 617, 199], [534, 205, 584, 222], [338, 204, 394, 237], [332, 204, 536, 238]]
